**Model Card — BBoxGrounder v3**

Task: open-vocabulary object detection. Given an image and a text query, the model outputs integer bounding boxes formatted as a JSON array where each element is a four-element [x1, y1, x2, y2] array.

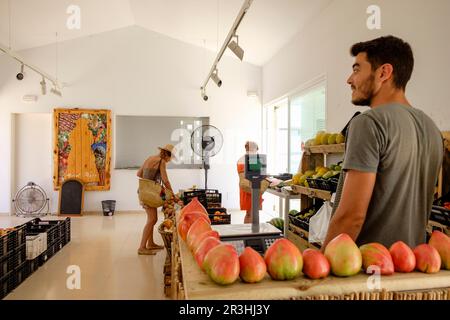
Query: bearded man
[[322, 36, 443, 249]]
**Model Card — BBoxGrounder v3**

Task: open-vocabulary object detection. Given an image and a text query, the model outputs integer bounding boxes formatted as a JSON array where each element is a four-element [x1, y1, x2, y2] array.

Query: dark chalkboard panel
[[59, 179, 84, 215]]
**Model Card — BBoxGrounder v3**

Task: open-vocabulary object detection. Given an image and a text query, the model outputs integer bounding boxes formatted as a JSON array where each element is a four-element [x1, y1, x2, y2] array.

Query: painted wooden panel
[[53, 108, 111, 191]]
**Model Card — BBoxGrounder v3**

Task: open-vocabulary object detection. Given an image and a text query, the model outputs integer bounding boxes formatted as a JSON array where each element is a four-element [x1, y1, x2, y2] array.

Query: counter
[[177, 235, 450, 300]]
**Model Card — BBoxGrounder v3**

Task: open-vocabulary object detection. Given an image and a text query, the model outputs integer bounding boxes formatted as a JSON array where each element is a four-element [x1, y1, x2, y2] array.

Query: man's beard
[[352, 74, 375, 106]]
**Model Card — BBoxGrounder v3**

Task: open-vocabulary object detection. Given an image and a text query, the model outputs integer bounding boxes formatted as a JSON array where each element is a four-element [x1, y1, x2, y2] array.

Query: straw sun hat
[[158, 144, 176, 159]]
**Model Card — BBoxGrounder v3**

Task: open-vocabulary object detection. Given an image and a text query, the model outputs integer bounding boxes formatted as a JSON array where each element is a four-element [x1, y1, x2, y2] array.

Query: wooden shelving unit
[[288, 143, 345, 250], [304, 143, 345, 155], [291, 185, 332, 201]]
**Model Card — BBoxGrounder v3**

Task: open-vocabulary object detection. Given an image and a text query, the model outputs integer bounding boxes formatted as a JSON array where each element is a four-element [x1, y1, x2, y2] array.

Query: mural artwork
[[53, 108, 111, 191]]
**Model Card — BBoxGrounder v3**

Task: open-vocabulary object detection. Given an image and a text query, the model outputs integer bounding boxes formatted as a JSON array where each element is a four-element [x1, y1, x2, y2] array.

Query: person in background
[[237, 141, 263, 223], [322, 36, 443, 250], [137, 144, 176, 255]]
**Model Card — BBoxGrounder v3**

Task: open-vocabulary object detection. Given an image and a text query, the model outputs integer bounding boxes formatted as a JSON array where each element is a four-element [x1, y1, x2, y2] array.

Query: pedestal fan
[[190, 125, 223, 189], [12, 182, 49, 217]]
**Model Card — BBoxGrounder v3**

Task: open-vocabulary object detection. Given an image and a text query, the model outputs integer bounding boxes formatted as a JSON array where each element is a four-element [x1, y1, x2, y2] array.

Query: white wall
[[263, 0, 450, 133], [0, 26, 262, 213], [12, 113, 59, 212]]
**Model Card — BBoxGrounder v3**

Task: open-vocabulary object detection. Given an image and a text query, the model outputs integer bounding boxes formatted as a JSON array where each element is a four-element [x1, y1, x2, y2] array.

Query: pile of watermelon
[[268, 218, 284, 231]]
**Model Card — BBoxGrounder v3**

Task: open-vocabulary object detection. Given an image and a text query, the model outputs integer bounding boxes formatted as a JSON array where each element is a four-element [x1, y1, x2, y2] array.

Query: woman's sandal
[[138, 248, 157, 255], [147, 244, 164, 250]]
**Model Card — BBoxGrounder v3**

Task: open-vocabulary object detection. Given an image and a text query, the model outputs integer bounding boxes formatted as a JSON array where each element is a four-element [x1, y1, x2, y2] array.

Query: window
[[289, 85, 326, 173], [262, 81, 326, 174]]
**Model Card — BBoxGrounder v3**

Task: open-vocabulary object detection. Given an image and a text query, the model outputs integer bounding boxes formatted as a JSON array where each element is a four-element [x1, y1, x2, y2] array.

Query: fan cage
[[13, 182, 49, 217], [190, 125, 224, 158]]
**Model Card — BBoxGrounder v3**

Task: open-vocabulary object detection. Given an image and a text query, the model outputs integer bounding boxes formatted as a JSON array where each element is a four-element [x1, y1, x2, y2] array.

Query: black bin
[[101, 200, 116, 216]]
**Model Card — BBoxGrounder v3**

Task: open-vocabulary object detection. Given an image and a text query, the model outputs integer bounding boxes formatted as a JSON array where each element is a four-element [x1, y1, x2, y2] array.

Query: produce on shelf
[[302, 249, 330, 279], [324, 233, 362, 277], [195, 237, 222, 270], [0, 228, 15, 237], [179, 197, 208, 219], [428, 231, 450, 270], [413, 244, 441, 274], [203, 244, 240, 285], [161, 219, 174, 232], [359, 243, 394, 275], [389, 241, 416, 273], [239, 247, 267, 283], [305, 131, 345, 147], [162, 198, 176, 218], [268, 218, 284, 231], [186, 218, 212, 252], [289, 207, 317, 226], [264, 238, 303, 280], [292, 164, 341, 187], [190, 230, 220, 254], [178, 212, 211, 241]]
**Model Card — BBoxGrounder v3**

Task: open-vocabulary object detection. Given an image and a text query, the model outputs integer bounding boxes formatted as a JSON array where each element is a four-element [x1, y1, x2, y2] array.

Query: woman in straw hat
[[136, 144, 176, 255]]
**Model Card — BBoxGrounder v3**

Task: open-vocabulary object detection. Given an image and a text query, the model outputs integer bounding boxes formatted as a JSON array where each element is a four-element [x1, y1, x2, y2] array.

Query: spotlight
[[16, 64, 24, 81], [51, 87, 62, 97], [228, 35, 244, 61], [201, 87, 208, 101], [40, 77, 47, 95], [211, 69, 222, 87]]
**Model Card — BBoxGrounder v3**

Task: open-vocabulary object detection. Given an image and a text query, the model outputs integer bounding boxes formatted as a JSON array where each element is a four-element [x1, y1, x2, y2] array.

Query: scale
[[212, 154, 282, 255]]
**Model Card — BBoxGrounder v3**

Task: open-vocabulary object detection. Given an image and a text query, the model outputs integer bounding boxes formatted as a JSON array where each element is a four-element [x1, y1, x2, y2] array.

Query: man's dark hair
[[350, 35, 414, 90]]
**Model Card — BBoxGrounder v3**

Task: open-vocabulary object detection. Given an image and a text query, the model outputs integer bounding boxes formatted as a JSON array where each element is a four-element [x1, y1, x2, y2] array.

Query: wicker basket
[[158, 223, 173, 259], [138, 178, 173, 208]]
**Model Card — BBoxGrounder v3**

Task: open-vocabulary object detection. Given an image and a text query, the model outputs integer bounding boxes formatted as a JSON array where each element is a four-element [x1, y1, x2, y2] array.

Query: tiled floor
[[4, 210, 277, 300]]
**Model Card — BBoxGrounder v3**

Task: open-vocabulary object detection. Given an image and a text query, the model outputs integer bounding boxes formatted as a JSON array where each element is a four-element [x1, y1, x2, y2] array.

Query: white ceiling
[[0, 0, 333, 66]]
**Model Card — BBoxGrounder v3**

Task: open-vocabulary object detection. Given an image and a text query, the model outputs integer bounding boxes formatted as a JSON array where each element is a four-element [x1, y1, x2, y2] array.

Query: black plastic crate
[[39, 220, 65, 242], [288, 204, 322, 232], [38, 248, 51, 266], [430, 206, 450, 227], [207, 207, 227, 215], [64, 218, 71, 245], [0, 244, 26, 278], [209, 214, 231, 225], [306, 178, 339, 193], [183, 194, 208, 208], [0, 224, 26, 261], [25, 258, 39, 276], [14, 262, 29, 287], [26, 223, 58, 247], [288, 215, 309, 231], [0, 271, 15, 300]]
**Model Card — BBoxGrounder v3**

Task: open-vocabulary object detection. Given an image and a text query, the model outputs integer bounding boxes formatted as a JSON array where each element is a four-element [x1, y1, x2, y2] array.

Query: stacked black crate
[[0, 225, 27, 299]]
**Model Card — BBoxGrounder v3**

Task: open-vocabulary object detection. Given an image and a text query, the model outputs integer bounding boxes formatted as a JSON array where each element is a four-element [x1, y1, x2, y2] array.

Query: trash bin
[[101, 200, 116, 216]]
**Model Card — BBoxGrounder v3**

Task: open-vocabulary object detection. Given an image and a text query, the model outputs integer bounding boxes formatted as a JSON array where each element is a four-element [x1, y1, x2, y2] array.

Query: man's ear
[[378, 63, 394, 83]]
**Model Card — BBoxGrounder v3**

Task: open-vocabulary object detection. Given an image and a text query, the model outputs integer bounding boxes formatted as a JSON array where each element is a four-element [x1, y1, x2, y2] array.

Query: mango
[[324, 234, 362, 277], [264, 239, 303, 280], [302, 249, 330, 279], [428, 231, 450, 270], [239, 247, 267, 283], [359, 243, 394, 275], [389, 241, 416, 273], [413, 244, 441, 274]]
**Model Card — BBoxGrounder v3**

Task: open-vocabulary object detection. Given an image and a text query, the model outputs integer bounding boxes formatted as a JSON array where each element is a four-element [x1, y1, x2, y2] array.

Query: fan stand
[[202, 151, 210, 190]]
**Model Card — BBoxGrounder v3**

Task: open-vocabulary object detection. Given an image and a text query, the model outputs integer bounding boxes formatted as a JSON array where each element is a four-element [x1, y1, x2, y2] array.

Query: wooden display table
[[176, 235, 450, 300]]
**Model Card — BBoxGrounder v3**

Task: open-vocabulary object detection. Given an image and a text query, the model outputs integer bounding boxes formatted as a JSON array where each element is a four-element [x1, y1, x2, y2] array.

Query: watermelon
[[269, 218, 284, 231], [288, 210, 299, 216]]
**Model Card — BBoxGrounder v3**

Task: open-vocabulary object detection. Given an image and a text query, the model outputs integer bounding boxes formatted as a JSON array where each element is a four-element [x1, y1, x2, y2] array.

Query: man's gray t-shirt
[[332, 103, 443, 248]]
